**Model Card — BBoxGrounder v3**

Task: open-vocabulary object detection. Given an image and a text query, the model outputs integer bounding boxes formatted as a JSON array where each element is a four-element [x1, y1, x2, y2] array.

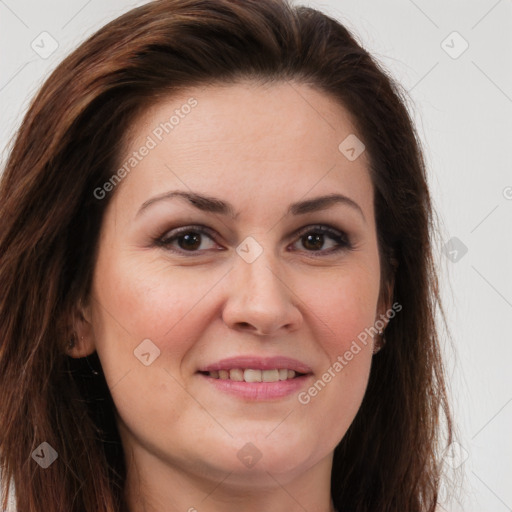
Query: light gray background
[[1, 1, 511, 511]]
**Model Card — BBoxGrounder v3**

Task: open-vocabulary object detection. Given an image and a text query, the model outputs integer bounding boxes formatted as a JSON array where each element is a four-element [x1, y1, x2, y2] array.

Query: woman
[[0, 0, 457, 511]]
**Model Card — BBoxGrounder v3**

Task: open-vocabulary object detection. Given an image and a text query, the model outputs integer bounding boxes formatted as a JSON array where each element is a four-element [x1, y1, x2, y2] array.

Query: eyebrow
[[136, 190, 366, 222]]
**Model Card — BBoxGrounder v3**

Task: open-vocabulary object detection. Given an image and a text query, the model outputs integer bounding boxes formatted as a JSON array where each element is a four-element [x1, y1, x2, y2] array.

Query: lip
[[198, 372, 313, 400], [197, 355, 314, 401], [197, 355, 313, 374]]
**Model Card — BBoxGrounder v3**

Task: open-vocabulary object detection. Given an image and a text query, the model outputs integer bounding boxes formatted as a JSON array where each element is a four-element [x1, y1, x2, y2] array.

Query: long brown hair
[[0, 0, 457, 510]]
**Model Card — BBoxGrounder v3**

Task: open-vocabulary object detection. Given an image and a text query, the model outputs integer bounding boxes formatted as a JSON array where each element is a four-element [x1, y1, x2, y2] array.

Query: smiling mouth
[[198, 368, 308, 382]]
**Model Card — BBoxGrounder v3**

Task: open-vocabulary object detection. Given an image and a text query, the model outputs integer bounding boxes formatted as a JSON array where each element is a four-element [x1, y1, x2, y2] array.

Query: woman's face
[[79, 81, 388, 492]]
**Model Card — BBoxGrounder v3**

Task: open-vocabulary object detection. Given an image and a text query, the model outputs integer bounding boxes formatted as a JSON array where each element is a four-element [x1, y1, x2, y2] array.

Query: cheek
[[89, 250, 223, 376], [88, 254, 209, 444], [93, 248, 187, 333], [293, 265, 378, 431], [298, 263, 380, 352]]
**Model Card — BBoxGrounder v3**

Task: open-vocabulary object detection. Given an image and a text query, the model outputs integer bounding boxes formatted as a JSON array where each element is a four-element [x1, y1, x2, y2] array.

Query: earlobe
[[66, 332, 96, 358], [66, 302, 96, 358], [373, 275, 396, 354]]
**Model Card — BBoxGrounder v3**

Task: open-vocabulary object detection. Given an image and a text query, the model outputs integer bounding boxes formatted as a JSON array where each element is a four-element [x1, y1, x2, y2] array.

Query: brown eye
[[155, 224, 352, 257], [177, 232, 202, 251], [157, 226, 218, 253], [291, 225, 352, 255], [301, 232, 325, 251]]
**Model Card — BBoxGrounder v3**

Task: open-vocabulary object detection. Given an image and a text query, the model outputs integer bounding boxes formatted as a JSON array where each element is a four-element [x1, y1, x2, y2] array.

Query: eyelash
[[154, 224, 354, 257]]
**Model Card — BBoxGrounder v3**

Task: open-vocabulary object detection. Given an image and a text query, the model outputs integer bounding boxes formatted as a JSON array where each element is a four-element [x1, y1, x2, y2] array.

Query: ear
[[66, 298, 96, 358], [376, 272, 396, 331]]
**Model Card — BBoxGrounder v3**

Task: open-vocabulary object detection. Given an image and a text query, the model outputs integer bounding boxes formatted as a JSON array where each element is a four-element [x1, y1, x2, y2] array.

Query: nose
[[221, 248, 303, 336]]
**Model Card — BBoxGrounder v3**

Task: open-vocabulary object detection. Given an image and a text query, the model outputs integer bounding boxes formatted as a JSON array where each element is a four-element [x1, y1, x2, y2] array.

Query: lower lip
[[198, 373, 312, 400]]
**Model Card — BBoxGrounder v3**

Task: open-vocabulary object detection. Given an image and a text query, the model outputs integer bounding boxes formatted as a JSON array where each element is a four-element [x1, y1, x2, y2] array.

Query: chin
[[223, 431, 318, 477], [212, 452, 313, 488]]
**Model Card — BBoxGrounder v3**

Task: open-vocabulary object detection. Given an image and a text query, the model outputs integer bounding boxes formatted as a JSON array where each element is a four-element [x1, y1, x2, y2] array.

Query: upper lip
[[198, 356, 313, 374]]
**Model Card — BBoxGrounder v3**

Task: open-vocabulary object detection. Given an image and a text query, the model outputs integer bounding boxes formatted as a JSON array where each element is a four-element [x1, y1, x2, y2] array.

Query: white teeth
[[244, 369, 261, 382], [262, 369, 280, 382], [207, 368, 299, 382], [229, 368, 244, 381]]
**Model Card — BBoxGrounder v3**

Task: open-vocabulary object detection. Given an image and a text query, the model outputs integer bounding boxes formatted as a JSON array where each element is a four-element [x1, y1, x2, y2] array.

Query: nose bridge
[[221, 234, 301, 334], [235, 234, 285, 301]]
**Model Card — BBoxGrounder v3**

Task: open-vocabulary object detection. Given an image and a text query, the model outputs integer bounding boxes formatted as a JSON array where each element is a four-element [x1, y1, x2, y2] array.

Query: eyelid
[[156, 224, 220, 248], [155, 222, 354, 256], [288, 224, 353, 254], [291, 223, 349, 242]]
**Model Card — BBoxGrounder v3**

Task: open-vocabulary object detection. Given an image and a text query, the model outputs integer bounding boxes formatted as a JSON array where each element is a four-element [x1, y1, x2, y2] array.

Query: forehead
[[113, 80, 374, 222]]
